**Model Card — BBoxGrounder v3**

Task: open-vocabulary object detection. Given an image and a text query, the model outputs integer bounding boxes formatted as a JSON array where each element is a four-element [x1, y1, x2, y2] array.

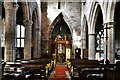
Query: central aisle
[[49, 65, 71, 80]]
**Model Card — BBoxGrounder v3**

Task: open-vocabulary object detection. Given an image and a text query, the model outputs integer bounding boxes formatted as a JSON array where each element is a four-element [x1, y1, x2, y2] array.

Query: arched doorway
[[51, 13, 72, 63]]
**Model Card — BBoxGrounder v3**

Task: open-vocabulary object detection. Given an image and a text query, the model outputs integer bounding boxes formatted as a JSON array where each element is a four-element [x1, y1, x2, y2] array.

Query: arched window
[[15, 24, 25, 59], [16, 25, 25, 47], [96, 30, 104, 51], [96, 29, 104, 60]]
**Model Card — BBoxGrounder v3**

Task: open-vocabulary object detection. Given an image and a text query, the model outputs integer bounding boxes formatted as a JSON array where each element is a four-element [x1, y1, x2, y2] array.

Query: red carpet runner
[[49, 65, 71, 80]]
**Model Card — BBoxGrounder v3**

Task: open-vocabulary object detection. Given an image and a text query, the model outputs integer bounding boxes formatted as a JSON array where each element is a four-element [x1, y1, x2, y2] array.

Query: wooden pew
[[70, 59, 101, 65], [67, 59, 104, 80], [67, 59, 117, 80], [3, 59, 54, 80], [22, 59, 52, 80], [80, 69, 104, 80], [114, 61, 120, 80], [3, 65, 28, 80]]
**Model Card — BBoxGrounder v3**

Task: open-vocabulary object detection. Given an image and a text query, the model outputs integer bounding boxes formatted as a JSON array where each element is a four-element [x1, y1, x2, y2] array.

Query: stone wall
[[41, 2, 82, 55]]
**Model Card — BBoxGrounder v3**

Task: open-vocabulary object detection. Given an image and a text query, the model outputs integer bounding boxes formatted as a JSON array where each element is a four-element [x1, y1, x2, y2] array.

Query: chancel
[[0, 0, 120, 80]]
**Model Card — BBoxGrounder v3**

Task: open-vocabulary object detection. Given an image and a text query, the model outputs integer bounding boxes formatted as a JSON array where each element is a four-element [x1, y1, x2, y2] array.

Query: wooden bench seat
[[3, 59, 54, 80], [80, 69, 104, 80], [67, 59, 117, 80]]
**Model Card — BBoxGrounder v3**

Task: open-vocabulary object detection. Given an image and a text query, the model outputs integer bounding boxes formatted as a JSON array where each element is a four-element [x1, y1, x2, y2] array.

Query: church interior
[[0, 0, 120, 80]]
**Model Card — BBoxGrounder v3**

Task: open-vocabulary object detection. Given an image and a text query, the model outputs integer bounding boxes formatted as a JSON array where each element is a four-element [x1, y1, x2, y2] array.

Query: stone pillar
[[37, 25, 41, 58], [81, 39, 83, 59], [4, 2, 18, 62], [33, 27, 40, 58], [81, 30, 86, 59], [104, 22, 115, 64], [88, 33, 95, 60], [37, 28, 41, 58], [37, 2, 42, 58], [81, 2, 86, 59], [32, 19, 37, 59], [108, 22, 115, 64], [104, 24, 108, 64], [23, 20, 33, 60], [83, 32, 86, 49], [32, 15, 41, 59], [0, 19, 2, 80], [72, 34, 77, 59]]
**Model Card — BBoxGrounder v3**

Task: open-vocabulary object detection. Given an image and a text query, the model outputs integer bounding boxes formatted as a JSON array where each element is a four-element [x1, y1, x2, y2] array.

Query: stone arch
[[82, 15, 88, 34], [21, 2, 29, 20], [82, 15, 88, 49], [87, 2, 104, 60], [31, 9, 38, 59], [107, 2, 116, 22], [89, 2, 104, 34], [31, 6, 41, 58], [101, 1, 116, 23], [49, 12, 74, 59], [49, 12, 76, 58], [81, 15, 89, 59], [49, 12, 73, 39]]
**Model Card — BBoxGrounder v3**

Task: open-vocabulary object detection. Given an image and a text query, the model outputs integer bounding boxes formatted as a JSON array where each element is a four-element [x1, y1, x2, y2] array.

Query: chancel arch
[[50, 13, 73, 62]]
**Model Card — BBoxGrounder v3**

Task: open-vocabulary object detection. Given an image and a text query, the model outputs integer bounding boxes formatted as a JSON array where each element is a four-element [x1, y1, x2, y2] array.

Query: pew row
[[3, 59, 55, 80], [66, 59, 119, 80]]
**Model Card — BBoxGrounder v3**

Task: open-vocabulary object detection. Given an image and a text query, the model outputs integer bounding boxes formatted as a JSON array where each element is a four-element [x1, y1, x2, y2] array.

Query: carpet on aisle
[[49, 65, 71, 80]]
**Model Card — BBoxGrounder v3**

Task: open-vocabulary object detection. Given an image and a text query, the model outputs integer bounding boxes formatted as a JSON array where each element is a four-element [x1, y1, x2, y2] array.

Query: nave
[[1, 0, 120, 80]]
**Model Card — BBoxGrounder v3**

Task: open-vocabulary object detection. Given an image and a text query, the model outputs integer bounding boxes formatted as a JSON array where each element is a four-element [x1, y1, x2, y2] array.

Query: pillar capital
[[35, 27, 40, 31], [23, 20, 33, 26], [4, 2, 19, 11], [4, 2, 12, 10], [88, 33, 95, 36], [12, 3, 19, 11], [103, 22, 115, 29]]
